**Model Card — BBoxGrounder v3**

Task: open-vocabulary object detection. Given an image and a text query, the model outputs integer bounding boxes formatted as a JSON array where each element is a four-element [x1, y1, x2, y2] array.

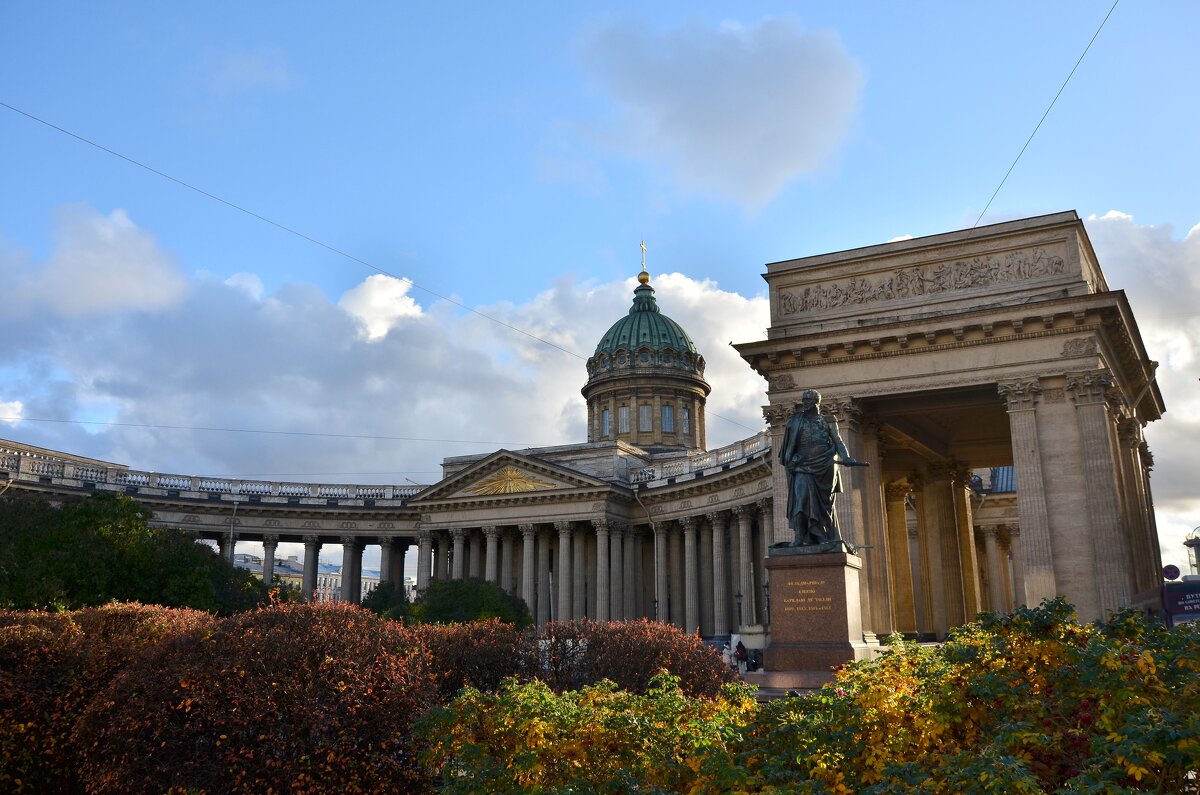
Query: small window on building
[[662, 405, 674, 433], [602, 409, 611, 438], [681, 407, 691, 435], [618, 405, 630, 433], [639, 404, 652, 432]]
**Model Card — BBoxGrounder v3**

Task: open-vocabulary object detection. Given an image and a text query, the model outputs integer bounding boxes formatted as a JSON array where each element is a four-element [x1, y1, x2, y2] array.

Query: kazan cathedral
[[1, 212, 1166, 649]]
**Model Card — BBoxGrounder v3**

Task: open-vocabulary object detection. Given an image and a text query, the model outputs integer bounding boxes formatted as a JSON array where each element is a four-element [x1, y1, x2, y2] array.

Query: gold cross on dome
[[640, 240, 647, 271]]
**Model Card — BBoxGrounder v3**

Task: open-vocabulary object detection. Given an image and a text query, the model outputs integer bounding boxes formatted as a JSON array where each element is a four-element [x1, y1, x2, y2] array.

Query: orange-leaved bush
[[73, 602, 437, 794], [0, 603, 216, 794]]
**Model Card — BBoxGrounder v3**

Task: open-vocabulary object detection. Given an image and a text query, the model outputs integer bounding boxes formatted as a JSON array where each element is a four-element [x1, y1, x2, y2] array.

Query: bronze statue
[[779, 389, 867, 548]]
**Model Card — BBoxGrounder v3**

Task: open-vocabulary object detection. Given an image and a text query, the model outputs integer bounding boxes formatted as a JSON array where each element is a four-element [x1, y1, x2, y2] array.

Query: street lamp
[[762, 581, 770, 625], [735, 592, 743, 626]]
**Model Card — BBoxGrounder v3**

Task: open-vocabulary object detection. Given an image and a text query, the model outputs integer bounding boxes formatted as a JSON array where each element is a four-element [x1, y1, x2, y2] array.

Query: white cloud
[[13, 206, 187, 318], [225, 272, 264, 301], [338, 274, 424, 341], [204, 48, 292, 93], [1084, 211, 1200, 568], [0, 400, 22, 424], [579, 17, 865, 208], [887, 234, 914, 243]]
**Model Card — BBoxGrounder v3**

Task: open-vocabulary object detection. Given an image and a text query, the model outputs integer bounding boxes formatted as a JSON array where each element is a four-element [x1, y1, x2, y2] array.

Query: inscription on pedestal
[[781, 578, 834, 613]]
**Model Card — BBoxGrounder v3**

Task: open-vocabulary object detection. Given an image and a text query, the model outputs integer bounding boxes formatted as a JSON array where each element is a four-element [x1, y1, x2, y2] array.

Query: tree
[[408, 577, 533, 628], [360, 579, 409, 620], [0, 492, 270, 614]]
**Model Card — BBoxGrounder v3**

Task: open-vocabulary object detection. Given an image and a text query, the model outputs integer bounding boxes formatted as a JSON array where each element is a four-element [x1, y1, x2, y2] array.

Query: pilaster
[[998, 379, 1056, 604]]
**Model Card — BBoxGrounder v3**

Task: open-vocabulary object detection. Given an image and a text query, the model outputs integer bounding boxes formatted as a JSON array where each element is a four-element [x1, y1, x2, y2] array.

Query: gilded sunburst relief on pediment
[[468, 466, 557, 496]]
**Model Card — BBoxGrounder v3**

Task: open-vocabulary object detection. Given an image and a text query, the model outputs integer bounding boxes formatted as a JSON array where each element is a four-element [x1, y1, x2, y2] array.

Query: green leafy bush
[[0, 493, 269, 614], [408, 577, 533, 628]]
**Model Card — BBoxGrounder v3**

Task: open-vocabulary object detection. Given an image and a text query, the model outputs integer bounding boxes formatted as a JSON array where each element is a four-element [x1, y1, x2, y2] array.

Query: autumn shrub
[[735, 597, 1200, 793], [415, 618, 539, 700], [539, 618, 736, 696], [418, 673, 757, 794], [0, 603, 216, 794], [73, 602, 438, 794], [408, 577, 533, 628]]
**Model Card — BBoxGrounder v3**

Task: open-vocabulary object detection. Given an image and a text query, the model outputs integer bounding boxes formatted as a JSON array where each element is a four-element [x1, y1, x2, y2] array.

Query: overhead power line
[[0, 102, 760, 435], [0, 100, 580, 360], [1, 416, 545, 447], [973, 0, 1120, 227]]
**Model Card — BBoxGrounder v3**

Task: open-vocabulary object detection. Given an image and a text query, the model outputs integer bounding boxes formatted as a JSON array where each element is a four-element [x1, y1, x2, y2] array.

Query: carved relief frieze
[[469, 466, 556, 495], [1042, 387, 1065, 404], [733, 487, 745, 498], [264, 519, 281, 528], [706, 494, 720, 505], [767, 373, 795, 392], [778, 247, 1067, 316], [182, 514, 200, 523], [1061, 338, 1098, 357]]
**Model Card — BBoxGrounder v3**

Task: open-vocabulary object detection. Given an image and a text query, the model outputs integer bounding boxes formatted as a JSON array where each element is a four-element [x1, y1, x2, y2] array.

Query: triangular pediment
[[409, 450, 611, 505]]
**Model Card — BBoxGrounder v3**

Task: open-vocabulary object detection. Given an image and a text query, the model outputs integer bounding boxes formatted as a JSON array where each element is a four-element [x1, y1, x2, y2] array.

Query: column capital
[[592, 517, 610, 533], [1065, 369, 1117, 406], [731, 503, 749, 518], [678, 515, 697, 531], [302, 534, 320, 545], [340, 535, 360, 548], [1117, 416, 1142, 448], [762, 403, 790, 428], [483, 525, 500, 540], [609, 519, 627, 536], [884, 480, 912, 502], [998, 378, 1042, 411], [822, 397, 862, 426], [519, 522, 536, 537], [705, 510, 723, 526], [755, 497, 772, 513], [450, 527, 466, 542], [262, 533, 280, 545]]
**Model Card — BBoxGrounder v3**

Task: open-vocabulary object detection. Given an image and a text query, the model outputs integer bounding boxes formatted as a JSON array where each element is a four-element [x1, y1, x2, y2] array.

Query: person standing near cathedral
[[779, 389, 867, 548]]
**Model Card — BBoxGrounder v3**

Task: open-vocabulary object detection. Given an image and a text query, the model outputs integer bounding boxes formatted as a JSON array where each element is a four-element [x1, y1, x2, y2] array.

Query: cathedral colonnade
[[408, 500, 773, 633]]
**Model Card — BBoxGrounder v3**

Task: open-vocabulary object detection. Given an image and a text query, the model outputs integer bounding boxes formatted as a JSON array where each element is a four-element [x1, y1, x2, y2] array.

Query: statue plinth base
[[763, 551, 870, 674]]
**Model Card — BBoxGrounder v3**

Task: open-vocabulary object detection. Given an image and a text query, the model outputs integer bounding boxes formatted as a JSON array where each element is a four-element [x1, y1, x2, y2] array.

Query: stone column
[[1008, 526, 1026, 607], [433, 534, 447, 580], [262, 534, 278, 586], [763, 404, 792, 544], [595, 521, 614, 624], [998, 380, 1055, 605], [469, 531, 483, 580], [302, 535, 321, 601], [982, 525, 1007, 612], [923, 462, 961, 636], [734, 505, 756, 628], [500, 529, 514, 593], [1117, 419, 1153, 593], [537, 528, 552, 626], [450, 528, 466, 580], [483, 526, 500, 583], [594, 518, 610, 622], [623, 526, 638, 619], [911, 473, 942, 636], [392, 540, 409, 587], [573, 523, 588, 618], [609, 521, 625, 620], [755, 498, 773, 625], [416, 528, 432, 590], [884, 482, 917, 633], [669, 523, 685, 628], [340, 536, 363, 604], [710, 511, 730, 637], [1067, 371, 1132, 612], [951, 462, 983, 620], [654, 523, 668, 621], [556, 521, 573, 623], [682, 516, 699, 634], [699, 518, 714, 635], [519, 523, 537, 613], [379, 538, 394, 585]]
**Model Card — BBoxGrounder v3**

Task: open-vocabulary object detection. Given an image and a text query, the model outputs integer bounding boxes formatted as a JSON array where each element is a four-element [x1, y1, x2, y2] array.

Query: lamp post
[[735, 592, 743, 627], [762, 581, 770, 625]]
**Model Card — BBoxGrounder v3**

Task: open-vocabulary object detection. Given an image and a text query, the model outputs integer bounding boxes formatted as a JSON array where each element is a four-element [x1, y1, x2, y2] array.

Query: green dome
[[593, 281, 699, 357]]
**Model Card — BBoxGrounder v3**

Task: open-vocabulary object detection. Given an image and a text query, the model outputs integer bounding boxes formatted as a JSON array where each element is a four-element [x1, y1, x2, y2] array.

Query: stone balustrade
[[631, 431, 769, 484], [0, 439, 422, 506]]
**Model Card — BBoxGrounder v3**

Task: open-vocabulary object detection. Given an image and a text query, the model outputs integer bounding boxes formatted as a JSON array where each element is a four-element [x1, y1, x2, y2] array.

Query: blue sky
[[2, 2, 1198, 573]]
